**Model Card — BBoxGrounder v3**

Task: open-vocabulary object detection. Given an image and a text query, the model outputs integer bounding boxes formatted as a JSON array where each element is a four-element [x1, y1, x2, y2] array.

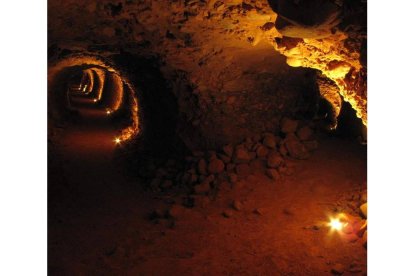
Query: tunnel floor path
[[48, 105, 367, 275]]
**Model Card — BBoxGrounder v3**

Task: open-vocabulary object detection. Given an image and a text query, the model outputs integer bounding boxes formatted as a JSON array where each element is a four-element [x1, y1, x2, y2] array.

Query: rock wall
[[48, 0, 367, 149]]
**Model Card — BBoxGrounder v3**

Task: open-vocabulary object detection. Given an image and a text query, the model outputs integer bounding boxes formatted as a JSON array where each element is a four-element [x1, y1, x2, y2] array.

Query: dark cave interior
[[48, 0, 367, 275]]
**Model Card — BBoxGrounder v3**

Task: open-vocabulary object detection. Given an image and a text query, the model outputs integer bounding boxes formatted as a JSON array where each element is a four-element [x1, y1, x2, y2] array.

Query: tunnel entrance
[[48, 56, 140, 146]]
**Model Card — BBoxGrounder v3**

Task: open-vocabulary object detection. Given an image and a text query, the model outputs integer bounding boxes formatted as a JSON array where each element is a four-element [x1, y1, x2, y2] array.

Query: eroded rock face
[[48, 0, 367, 148], [269, 0, 367, 126]]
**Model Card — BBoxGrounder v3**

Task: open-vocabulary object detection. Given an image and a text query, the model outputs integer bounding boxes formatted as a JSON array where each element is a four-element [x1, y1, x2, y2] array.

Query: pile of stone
[[148, 117, 319, 195]]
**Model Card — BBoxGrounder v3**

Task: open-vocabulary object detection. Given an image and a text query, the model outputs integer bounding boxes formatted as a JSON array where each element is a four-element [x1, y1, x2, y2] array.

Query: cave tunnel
[[47, 0, 367, 275]]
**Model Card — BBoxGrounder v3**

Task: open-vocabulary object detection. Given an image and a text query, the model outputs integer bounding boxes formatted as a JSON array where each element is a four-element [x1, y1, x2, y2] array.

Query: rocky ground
[[49, 110, 367, 275]]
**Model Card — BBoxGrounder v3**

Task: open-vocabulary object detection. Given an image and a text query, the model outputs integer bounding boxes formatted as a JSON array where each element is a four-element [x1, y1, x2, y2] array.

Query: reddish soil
[[48, 102, 367, 275]]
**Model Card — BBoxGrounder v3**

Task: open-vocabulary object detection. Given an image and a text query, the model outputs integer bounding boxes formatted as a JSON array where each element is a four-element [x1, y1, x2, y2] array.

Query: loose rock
[[194, 180, 211, 194], [256, 145, 269, 158], [229, 173, 238, 183], [263, 134, 277, 149], [222, 209, 233, 218], [360, 203, 367, 218], [198, 159, 207, 175], [331, 263, 345, 275], [266, 168, 280, 181], [267, 152, 284, 168], [223, 144, 234, 157], [233, 147, 251, 163], [284, 136, 310, 159], [208, 158, 225, 174], [168, 204, 186, 219], [232, 200, 243, 211]]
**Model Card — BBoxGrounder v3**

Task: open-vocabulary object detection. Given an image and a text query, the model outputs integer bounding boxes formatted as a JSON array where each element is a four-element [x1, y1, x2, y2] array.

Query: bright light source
[[93, 99, 98, 102], [106, 110, 111, 115], [329, 218, 343, 231], [114, 137, 121, 144], [328, 216, 348, 232]]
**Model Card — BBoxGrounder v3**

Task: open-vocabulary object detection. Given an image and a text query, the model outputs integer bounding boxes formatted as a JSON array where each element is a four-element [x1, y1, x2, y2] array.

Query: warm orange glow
[[329, 218, 345, 231], [106, 109, 112, 115], [93, 99, 98, 102], [114, 137, 121, 144], [327, 213, 348, 232]]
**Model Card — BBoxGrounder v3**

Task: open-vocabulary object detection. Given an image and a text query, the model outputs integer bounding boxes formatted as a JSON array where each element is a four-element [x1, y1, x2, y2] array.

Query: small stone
[[236, 163, 251, 177], [229, 173, 238, 183], [208, 158, 225, 174], [233, 147, 251, 163], [267, 152, 284, 168], [357, 220, 367, 237], [331, 263, 345, 275], [205, 174, 215, 184], [256, 145, 269, 158], [296, 126, 313, 141], [222, 210, 233, 218], [360, 203, 367, 218], [218, 153, 231, 163], [168, 204, 186, 219], [198, 159, 207, 175], [281, 118, 299, 134], [279, 143, 288, 157], [223, 144, 234, 157], [285, 136, 310, 159], [362, 230, 367, 247], [348, 263, 363, 273], [263, 134, 277, 149], [232, 200, 243, 211], [266, 168, 280, 181], [194, 181, 210, 194], [254, 208, 265, 215]]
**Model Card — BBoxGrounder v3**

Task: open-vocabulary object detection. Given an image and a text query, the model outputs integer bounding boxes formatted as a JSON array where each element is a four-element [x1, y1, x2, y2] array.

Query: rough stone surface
[[256, 145, 269, 159], [232, 200, 243, 211], [267, 152, 284, 168], [331, 263, 345, 275], [194, 179, 211, 194], [234, 148, 252, 164], [263, 134, 277, 149], [284, 136, 310, 159], [296, 126, 313, 141], [208, 159, 225, 174], [266, 168, 280, 181], [360, 203, 367, 218]]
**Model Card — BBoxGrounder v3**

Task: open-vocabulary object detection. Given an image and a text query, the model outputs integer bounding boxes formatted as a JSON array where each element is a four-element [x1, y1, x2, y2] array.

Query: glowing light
[[106, 110, 112, 115], [114, 137, 121, 144], [327, 214, 349, 232], [93, 99, 98, 102], [329, 218, 344, 231]]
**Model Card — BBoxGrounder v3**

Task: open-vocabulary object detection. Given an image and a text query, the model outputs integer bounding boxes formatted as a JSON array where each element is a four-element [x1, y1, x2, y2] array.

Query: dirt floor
[[48, 102, 367, 275]]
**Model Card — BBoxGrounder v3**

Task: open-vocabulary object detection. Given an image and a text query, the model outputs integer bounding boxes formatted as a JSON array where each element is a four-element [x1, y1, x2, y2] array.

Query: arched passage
[[48, 55, 140, 143]]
